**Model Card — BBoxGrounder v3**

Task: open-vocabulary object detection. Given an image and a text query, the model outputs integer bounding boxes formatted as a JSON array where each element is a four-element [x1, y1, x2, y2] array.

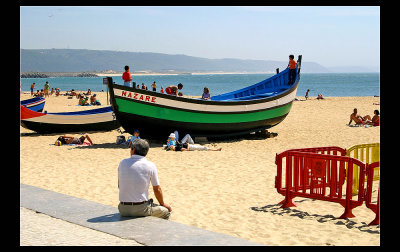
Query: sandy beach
[[20, 91, 380, 246]]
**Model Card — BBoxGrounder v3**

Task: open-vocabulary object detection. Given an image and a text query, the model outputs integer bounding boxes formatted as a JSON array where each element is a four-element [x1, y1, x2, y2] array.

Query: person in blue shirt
[[126, 129, 141, 147], [166, 133, 177, 150]]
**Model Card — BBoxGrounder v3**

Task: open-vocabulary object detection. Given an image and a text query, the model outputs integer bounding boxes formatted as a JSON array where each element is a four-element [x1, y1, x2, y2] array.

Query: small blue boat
[[20, 97, 45, 112]]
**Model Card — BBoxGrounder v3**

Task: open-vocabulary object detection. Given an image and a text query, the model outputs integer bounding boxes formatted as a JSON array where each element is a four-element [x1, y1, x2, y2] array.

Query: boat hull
[[20, 105, 120, 134], [20, 97, 45, 112], [108, 81, 298, 139]]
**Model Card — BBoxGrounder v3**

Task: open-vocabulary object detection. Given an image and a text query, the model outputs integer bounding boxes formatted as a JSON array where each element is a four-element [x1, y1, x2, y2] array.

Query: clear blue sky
[[20, 6, 380, 68]]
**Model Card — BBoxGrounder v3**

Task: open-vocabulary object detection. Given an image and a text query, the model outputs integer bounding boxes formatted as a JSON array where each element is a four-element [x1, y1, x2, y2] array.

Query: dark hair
[[131, 139, 150, 156], [374, 110, 379, 115], [79, 136, 86, 143], [289, 54, 294, 59], [124, 65, 129, 71], [57, 136, 67, 144], [178, 83, 183, 89]]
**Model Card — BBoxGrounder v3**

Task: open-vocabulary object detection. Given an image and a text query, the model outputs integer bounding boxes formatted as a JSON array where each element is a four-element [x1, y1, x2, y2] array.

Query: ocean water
[[20, 73, 380, 98]]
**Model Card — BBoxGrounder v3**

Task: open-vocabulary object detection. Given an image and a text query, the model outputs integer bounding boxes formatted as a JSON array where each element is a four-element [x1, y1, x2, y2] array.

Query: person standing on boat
[[151, 81, 157, 92], [287, 55, 297, 85], [122, 65, 133, 87], [118, 139, 172, 219]]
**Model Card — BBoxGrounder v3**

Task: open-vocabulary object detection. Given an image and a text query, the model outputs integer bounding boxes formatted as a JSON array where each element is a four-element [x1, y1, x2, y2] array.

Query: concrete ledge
[[20, 184, 261, 246]]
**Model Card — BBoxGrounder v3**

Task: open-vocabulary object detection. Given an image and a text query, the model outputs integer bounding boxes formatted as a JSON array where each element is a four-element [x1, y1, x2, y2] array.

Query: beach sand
[[20, 91, 380, 246]]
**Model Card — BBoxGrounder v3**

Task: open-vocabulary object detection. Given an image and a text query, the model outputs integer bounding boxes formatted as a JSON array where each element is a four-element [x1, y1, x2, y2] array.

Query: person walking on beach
[[287, 55, 297, 85], [118, 139, 172, 219], [30, 83, 36, 96], [305, 89, 310, 100], [122, 65, 133, 87], [44, 81, 50, 98]]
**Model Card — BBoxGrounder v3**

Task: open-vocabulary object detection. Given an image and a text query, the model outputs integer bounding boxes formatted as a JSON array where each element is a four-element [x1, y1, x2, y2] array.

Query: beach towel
[[50, 142, 91, 146]]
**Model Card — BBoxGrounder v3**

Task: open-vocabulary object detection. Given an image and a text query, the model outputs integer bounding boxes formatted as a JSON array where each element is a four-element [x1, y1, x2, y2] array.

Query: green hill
[[20, 49, 330, 73]]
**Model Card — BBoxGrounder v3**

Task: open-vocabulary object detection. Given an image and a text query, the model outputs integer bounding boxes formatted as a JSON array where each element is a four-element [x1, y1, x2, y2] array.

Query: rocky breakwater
[[20, 72, 49, 78], [21, 72, 99, 78]]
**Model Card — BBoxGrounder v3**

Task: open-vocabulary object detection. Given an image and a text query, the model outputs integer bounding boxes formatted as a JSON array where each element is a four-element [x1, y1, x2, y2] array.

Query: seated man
[[118, 139, 171, 219], [348, 108, 373, 125]]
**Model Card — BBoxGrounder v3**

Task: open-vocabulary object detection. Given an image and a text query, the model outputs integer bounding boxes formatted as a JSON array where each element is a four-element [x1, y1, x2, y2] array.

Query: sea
[[20, 73, 380, 98]]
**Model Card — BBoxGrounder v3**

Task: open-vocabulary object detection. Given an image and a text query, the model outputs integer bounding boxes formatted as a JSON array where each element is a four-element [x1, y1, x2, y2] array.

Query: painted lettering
[[139, 95, 144, 100], [127, 92, 132, 98], [145, 96, 150, 102], [151, 97, 156, 103], [122, 91, 127, 97], [133, 93, 138, 99]]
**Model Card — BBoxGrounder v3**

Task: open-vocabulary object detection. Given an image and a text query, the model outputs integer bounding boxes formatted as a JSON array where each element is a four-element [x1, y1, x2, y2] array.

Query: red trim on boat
[[20, 105, 45, 120]]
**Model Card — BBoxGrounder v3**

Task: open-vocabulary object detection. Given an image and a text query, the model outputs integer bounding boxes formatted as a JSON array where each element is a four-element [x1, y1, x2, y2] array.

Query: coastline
[[20, 92, 380, 245], [20, 71, 276, 78]]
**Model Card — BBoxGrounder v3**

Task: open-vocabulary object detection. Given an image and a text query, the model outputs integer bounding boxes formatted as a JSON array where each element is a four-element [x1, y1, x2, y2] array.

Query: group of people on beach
[[31, 81, 61, 98], [348, 108, 380, 126], [122, 65, 212, 100]]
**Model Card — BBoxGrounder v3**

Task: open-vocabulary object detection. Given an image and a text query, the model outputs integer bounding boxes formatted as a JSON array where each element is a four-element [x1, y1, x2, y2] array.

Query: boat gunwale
[[109, 79, 299, 106]]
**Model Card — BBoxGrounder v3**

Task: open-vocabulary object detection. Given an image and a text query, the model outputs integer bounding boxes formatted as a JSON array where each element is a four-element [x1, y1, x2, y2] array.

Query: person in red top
[[287, 55, 297, 85], [363, 110, 380, 126], [165, 83, 183, 95], [122, 65, 133, 87]]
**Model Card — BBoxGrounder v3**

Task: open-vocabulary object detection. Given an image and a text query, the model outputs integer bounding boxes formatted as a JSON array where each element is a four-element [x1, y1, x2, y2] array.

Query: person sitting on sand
[[90, 94, 101, 105], [166, 133, 177, 150], [348, 108, 370, 125], [57, 134, 94, 145], [362, 110, 380, 126], [317, 93, 324, 100], [166, 132, 221, 151], [126, 129, 141, 147], [201, 87, 211, 100], [160, 86, 164, 94], [79, 96, 90, 106], [141, 83, 148, 90], [117, 139, 171, 219]]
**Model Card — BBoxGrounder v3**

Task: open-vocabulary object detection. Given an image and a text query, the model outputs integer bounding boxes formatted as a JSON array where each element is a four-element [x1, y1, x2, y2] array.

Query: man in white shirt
[[118, 139, 171, 219]]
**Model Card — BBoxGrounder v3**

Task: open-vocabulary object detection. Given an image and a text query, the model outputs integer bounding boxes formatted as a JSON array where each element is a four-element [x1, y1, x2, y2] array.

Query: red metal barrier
[[275, 146, 347, 204], [284, 146, 347, 156], [365, 162, 380, 225], [275, 150, 366, 219]]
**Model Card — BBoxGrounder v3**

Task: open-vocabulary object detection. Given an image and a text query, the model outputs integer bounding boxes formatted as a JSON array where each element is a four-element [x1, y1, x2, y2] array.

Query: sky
[[20, 6, 380, 69]]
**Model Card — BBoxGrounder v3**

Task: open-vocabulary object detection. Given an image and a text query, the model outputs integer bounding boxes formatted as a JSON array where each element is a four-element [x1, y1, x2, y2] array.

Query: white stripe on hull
[[113, 87, 297, 113], [25, 100, 45, 108], [24, 112, 115, 125]]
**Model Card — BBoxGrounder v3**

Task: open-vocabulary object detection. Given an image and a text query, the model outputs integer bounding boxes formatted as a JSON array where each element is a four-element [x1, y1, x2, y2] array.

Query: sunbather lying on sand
[[57, 134, 94, 145]]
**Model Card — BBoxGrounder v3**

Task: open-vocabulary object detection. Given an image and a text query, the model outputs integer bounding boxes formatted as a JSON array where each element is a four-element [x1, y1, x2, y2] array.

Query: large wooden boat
[[106, 55, 302, 139], [20, 105, 120, 134]]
